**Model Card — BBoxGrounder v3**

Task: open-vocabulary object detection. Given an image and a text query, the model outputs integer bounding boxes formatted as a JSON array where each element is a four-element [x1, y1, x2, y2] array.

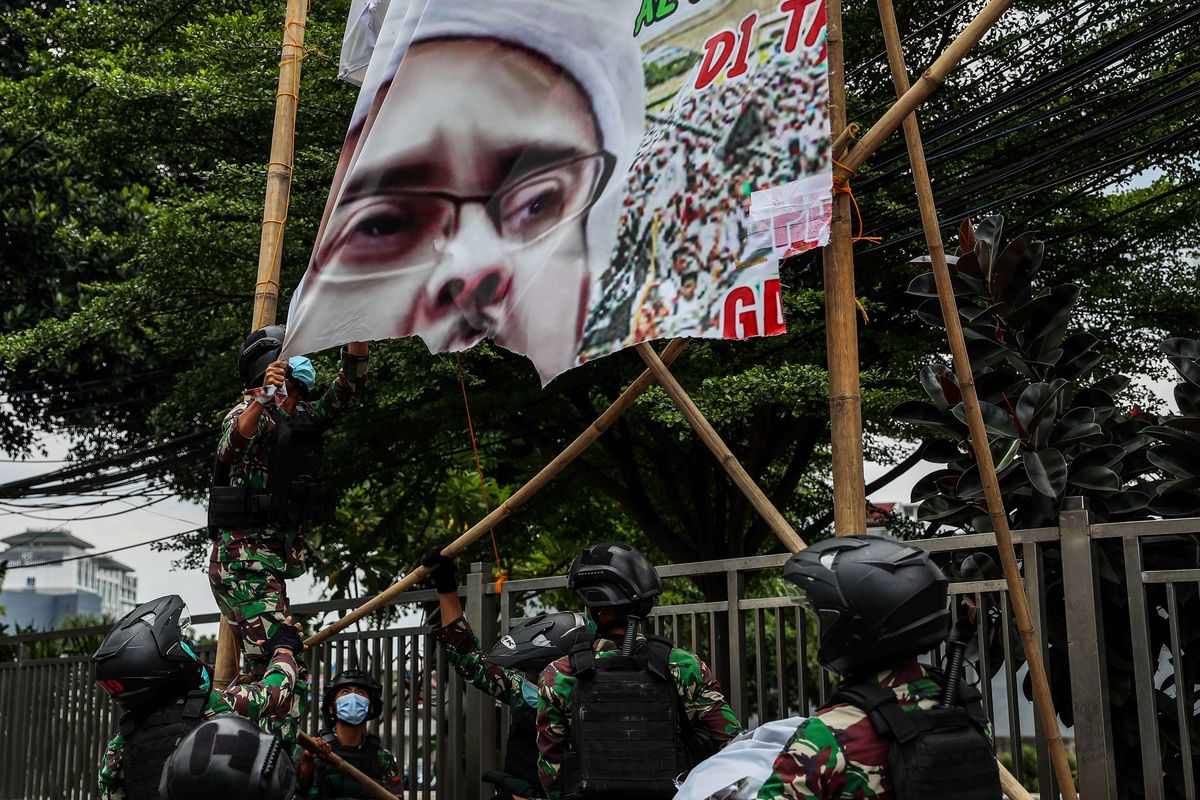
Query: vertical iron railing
[[2, 510, 1198, 799]]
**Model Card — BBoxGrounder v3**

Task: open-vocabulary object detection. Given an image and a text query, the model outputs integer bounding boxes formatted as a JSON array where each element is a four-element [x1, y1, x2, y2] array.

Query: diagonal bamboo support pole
[[823, 0, 867, 536], [840, 0, 1017, 175], [874, 2, 1077, 798], [305, 339, 688, 648], [634, 343, 807, 553]]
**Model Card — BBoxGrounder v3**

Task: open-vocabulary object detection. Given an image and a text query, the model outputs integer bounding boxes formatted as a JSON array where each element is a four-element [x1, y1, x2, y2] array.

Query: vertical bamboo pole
[[874, 3, 1078, 798], [823, 0, 867, 536], [215, 0, 310, 690]]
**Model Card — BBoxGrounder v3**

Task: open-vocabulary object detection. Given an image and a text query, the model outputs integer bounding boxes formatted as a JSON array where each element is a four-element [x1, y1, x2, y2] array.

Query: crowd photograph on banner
[[285, 0, 832, 383]]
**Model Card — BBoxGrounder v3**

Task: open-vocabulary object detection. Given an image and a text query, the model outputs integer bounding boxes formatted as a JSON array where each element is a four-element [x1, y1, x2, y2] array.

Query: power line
[[0, 528, 203, 570]]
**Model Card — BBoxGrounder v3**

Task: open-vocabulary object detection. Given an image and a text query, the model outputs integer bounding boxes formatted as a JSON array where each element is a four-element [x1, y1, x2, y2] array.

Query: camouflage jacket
[[299, 735, 404, 798], [432, 614, 528, 710], [98, 650, 308, 800], [536, 635, 743, 799], [216, 347, 368, 537], [755, 660, 945, 799]]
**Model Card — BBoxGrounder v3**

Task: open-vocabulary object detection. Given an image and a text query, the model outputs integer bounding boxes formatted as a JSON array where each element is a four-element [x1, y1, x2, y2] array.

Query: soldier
[[536, 542, 743, 799], [207, 324, 369, 673], [757, 534, 1001, 800], [423, 550, 593, 799], [160, 714, 299, 800], [93, 595, 309, 800], [295, 668, 404, 798]]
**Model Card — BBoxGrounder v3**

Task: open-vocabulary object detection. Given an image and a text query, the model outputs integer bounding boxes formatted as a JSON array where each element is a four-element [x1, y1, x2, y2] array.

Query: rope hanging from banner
[[454, 354, 508, 593]]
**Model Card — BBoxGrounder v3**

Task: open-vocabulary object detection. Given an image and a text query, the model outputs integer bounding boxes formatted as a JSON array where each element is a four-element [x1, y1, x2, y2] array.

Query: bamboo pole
[[298, 732, 395, 800], [215, 0, 311, 692], [822, 0, 867, 537], [831, 121, 861, 158], [840, 0, 1017, 176], [999, 763, 1036, 800], [252, 0, 308, 330], [305, 340, 689, 648], [634, 343, 807, 553], [874, 3, 1077, 797]]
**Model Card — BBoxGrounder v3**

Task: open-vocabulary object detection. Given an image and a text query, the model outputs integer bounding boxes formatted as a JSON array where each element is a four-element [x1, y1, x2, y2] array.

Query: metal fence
[[0, 503, 1196, 799]]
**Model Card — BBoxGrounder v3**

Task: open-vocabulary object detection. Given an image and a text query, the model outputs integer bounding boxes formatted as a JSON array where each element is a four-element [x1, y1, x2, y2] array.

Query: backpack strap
[[643, 635, 674, 682], [568, 641, 595, 677], [828, 682, 919, 744]]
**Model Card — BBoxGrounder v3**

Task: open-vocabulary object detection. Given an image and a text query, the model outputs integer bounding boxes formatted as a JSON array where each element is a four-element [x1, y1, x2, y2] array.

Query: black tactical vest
[[561, 637, 689, 800], [207, 408, 332, 533], [313, 731, 388, 799], [826, 679, 1002, 800], [117, 689, 208, 800]]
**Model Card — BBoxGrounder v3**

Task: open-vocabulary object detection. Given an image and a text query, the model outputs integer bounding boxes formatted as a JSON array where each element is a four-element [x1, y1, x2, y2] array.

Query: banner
[[286, 0, 831, 383]]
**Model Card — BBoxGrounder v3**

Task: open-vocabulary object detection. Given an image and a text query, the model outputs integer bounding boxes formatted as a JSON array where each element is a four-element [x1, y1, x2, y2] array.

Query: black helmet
[[160, 714, 297, 800], [783, 534, 950, 676], [321, 668, 383, 727], [239, 324, 286, 389], [488, 612, 594, 673], [92, 595, 209, 710], [567, 543, 663, 612]]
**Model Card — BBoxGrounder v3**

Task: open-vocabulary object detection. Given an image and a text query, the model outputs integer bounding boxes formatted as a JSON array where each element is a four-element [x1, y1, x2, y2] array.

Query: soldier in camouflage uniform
[[423, 550, 593, 798], [536, 543, 743, 799], [758, 535, 999, 800], [93, 595, 310, 800], [208, 324, 368, 671]]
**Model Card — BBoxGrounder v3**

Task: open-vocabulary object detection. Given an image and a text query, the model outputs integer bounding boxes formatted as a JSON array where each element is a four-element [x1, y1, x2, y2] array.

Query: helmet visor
[[783, 581, 815, 611], [177, 604, 191, 635]]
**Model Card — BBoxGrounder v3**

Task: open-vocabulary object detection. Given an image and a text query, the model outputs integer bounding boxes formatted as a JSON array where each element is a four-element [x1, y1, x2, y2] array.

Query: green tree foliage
[[0, 0, 1197, 598], [893, 216, 1199, 798]]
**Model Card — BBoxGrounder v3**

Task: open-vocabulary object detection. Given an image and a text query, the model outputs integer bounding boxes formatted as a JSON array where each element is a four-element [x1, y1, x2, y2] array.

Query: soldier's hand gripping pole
[[298, 732, 396, 800], [304, 340, 687, 649]]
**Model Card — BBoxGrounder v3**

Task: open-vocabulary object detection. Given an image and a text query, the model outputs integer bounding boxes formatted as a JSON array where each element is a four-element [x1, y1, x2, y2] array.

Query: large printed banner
[[285, 0, 831, 383]]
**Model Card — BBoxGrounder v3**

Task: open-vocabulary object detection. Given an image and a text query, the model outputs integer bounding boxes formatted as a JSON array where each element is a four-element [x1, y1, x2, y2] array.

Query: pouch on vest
[[313, 731, 387, 799], [827, 679, 1002, 800], [562, 637, 690, 800]]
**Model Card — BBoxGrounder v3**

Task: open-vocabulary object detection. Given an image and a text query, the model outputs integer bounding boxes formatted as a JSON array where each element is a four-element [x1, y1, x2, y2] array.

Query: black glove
[[263, 624, 305, 656], [422, 546, 458, 594]]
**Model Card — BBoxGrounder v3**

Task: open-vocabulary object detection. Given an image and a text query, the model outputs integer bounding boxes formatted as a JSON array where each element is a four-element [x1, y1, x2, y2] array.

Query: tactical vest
[[117, 689, 208, 800], [561, 637, 690, 800], [826, 679, 1002, 800], [208, 410, 332, 534], [313, 731, 388, 799]]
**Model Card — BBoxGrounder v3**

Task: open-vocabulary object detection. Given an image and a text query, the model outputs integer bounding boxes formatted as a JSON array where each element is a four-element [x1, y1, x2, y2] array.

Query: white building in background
[[0, 529, 137, 630]]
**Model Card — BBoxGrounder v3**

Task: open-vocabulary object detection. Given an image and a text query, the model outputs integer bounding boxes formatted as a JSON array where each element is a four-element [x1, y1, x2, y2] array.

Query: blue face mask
[[335, 693, 370, 726], [583, 609, 599, 635], [521, 679, 539, 709], [287, 356, 318, 393]]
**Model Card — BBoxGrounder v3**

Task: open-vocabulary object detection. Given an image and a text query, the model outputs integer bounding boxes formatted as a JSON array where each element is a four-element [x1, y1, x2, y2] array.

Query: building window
[[26, 577, 35, 589]]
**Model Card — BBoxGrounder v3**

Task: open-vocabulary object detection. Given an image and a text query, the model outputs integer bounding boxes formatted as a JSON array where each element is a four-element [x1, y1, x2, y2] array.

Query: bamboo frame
[[823, 0, 868, 536], [304, 339, 688, 648], [874, 1, 1078, 797]]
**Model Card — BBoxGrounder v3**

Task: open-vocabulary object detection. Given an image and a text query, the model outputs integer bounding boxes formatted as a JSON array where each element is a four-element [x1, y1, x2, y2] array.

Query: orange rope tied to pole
[[832, 159, 883, 245], [454, 355, 507, 593]]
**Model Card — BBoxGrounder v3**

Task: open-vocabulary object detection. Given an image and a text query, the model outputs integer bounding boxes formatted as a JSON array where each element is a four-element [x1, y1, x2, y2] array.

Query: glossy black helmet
[[783, 534, 950, 675], [567, 543, 663, 612], [488, 612, 594, 673], [92, 595, 209, 710], [321, 668, 383, 727], [239, 324, 286, 389], [160, 715, 297, 800]]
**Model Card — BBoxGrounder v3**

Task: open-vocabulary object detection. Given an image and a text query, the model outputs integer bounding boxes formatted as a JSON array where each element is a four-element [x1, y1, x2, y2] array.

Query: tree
[[0, 0, 1197, 597], [892, 215, 1200, 798]]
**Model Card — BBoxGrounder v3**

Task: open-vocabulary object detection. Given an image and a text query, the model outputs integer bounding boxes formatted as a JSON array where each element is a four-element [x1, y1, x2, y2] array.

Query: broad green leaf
[[951, 401, 1020, 439], [1147, 445, 1200, 478], [1068, 466, 1120, 492], [1024, 448, 1067, 498]]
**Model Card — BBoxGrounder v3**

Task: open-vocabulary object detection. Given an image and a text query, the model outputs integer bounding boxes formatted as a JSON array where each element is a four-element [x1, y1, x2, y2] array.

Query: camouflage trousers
[[208, 528, 307, 671]]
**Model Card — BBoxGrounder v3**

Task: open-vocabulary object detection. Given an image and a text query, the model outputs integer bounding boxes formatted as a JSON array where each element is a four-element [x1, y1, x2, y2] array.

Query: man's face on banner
[[316, 39, 610, 380]]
